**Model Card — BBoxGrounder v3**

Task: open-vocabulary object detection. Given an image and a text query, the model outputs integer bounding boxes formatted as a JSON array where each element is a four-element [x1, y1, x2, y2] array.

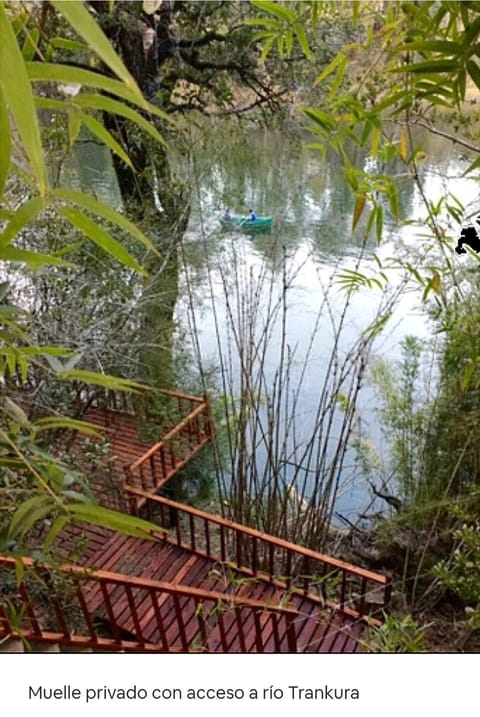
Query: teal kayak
[[220, 213, 274, 231]]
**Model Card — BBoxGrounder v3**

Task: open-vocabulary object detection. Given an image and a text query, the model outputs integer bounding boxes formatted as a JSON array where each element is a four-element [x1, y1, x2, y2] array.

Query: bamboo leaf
[[59, 206, 147, 275], [251, 0, 296, 22], [352, 194, 367, 231], [0, 246, 74, 267], [0, 6, 46, 192], [80, 114, 134, 169], [8, 495, 55, 540], [48, 37, 91, 53], [53, 188, 158, 254], [33, 417, 104, 436], [467, 60, 480, 91], [51, 1, 141, 97], [68, 111, 82, 146], [67, 503, 166, 539], [303, 107, 336, 131], [0, 197, 48, 248], [54, 369, 148, 393], [392, 59, 459, 73], [2, 397, 31, 427], [22, 27, 40, 61], [27, 63, 172, 122], [431, 272, 441, 294], [399, 126, 408, 161], [376, 204, 384, 244], [293, 21, 313, 60], [0, 85, 11, 201], [43, 515, 70, 548], [74, 93, 167, 147], [396, 40, 462, 53]]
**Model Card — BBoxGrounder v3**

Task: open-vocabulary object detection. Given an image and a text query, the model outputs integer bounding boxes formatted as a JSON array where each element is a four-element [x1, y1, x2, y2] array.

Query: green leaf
[[80, 115, 134, 169], [53, 188, 158, 254], [73, 94, 167, 147], [68, 111, 83, 146], [48, 37, 91, 53], [303, 107, 336, 132], [2, 397, 31, 427], [59, 206, 147, 275], [43, 515, 70, 549], [67, 503, 166, 539], [392, 59, 459, 73], [0, 6, 46, 193], [0, 197, 48, 248], [22, 27, 40, 61], [54, 369, 148, 393], [251, 0, 296, 22], [467, 60, 480, 91], [27, 63, 172, 122], [293, 21, 313, 60], [51, 1, 141, 97], [8, 495, 55, 541], [0, 246, 74, 267], [0, 85, 11, 201], [33, 417, 104, 436], [396, 40, 462, 53]]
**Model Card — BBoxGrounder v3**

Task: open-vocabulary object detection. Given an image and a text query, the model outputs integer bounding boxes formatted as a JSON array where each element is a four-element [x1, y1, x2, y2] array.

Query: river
[[66, 125, 479, 521]]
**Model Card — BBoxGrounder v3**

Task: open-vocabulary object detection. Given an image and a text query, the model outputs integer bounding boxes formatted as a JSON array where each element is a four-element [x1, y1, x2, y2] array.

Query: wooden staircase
[[0, 388, 392, 653]]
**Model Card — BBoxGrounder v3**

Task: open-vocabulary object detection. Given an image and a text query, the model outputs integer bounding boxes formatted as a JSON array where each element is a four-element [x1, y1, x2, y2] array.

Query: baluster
[[340, 571, 347, 610], [268, 543, 275, 581], [197, 606, 209, 650], [149, 588, 168, 650], [40, 569, 71, 639], [220, 525, 226, 562], [172, 593, 188, 650], [99, 581, 121, 642], [236, 531, 242, 568], [253, 609, 263, 652], [19, 583, 42, 637], [124, 585, 144, 644], [175, 513, 182, 545], [235, 607, 246, 652], [217, 609, 228, 652], [75, 585, 98, 642], [358, 576, 368, 616], [204, 518, 211, 557], [302, 556, 310, 595], [150, 454, 157, 488], [271, 613, 281, 652], [285, 612, 297, 652], [251, 537, 258, 576], [189, 514, 196, 552], [160, 445, 167, 479], [285, 551, 292, 590]]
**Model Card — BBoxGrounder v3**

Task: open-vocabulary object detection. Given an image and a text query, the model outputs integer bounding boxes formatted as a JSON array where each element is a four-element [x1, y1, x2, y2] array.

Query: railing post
[[285, 612, 297, 652]]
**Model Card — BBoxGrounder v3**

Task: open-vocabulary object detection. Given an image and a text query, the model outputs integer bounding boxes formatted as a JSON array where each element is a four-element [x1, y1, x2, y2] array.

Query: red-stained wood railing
[[0, 556, 297, 653], [126, 488, 392, 622], [76, 385, 212, 496], [123, 401, 212, 495]]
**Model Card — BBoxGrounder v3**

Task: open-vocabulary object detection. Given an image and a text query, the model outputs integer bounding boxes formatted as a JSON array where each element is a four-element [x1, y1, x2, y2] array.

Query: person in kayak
[[223, 209, 232, 220], [249, 209, 257, 221]]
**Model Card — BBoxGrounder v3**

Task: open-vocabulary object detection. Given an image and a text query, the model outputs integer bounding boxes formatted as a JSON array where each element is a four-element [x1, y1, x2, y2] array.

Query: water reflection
[[179, 129, 478, 517]]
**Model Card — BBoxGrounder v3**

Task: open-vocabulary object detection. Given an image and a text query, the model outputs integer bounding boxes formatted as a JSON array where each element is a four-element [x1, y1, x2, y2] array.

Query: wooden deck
[[0, 391, 391, 653]]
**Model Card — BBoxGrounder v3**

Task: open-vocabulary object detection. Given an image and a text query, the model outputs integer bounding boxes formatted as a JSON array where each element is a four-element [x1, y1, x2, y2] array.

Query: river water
[[67, 126, 479, 519], [175, 128, 479, 519]]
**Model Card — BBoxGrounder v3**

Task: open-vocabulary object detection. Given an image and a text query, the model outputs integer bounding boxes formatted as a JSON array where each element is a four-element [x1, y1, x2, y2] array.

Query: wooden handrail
[[0, 555, 299, 613], [0, 555, 299, 652], [126, 487, 389, 586], [126, 402, 209, 472]]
